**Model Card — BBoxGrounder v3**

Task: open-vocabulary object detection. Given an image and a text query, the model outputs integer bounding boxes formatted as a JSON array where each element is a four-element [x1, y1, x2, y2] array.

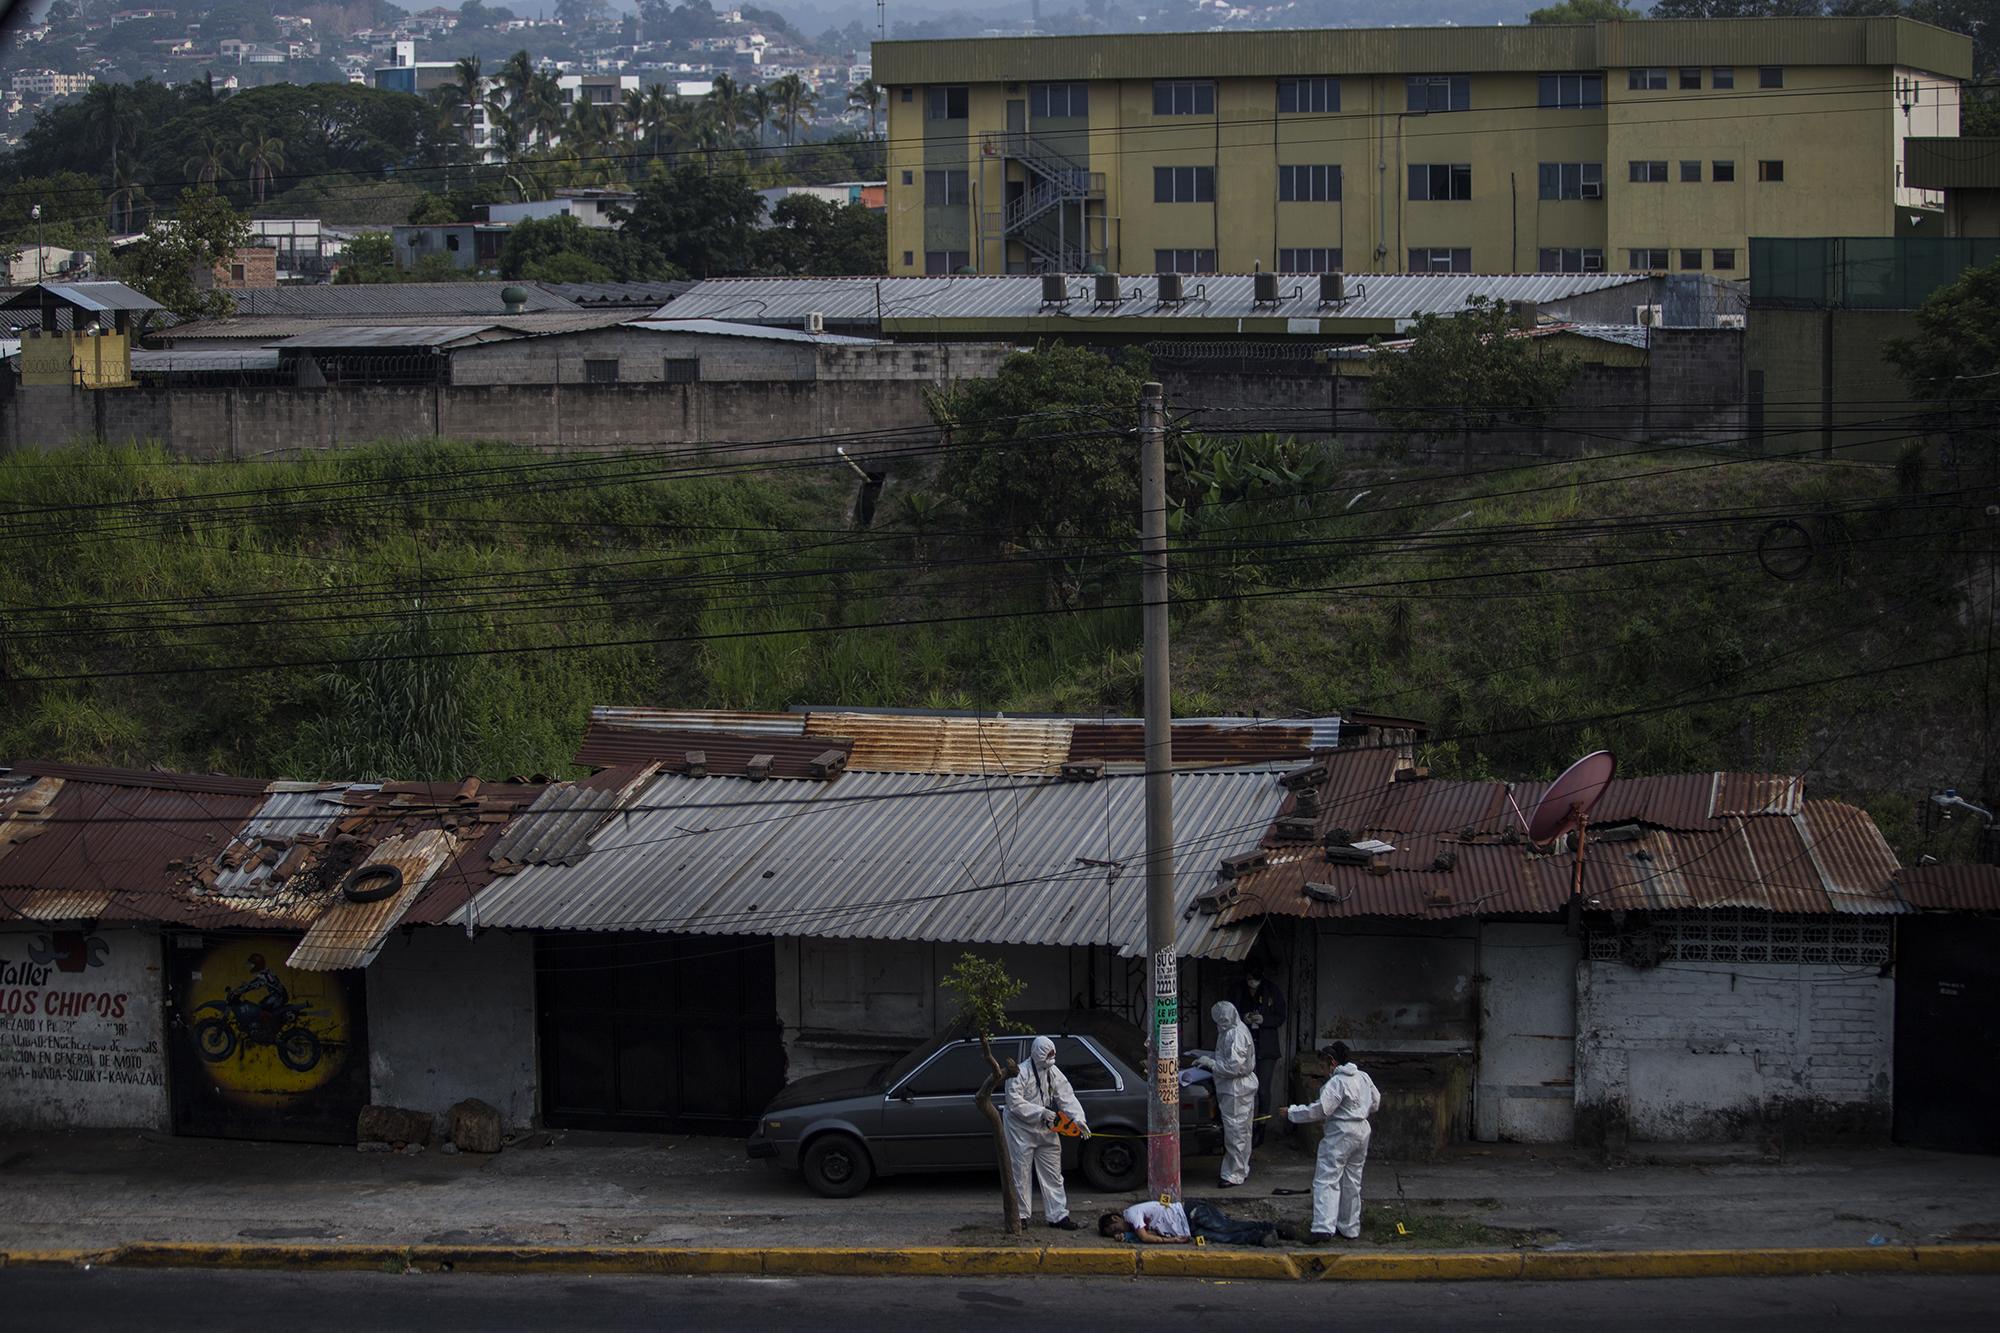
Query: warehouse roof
[[225, 282, 580, 318]]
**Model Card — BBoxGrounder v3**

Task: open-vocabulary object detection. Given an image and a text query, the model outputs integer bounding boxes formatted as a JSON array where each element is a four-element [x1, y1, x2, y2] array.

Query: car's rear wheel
[[801, 1133, 874, 1198], [1081, 1133, 1142, 1193]]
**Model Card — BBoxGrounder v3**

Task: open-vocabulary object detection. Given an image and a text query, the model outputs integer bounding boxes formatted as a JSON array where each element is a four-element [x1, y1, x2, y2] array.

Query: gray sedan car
[[746, 1010, 1218, 1198]]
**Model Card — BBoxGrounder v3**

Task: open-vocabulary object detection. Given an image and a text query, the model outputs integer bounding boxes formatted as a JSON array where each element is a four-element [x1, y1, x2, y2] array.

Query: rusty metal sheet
[[5, 761, 270, 797], [3, 888, 116, 920], [0, 778, 262, 898], [1590, 773, 1720, 831], [574, 724, 852, 779], [1798, 800, 1904, 914], [588, 707, 806, 736], [1898, 863, 2000, 912], [1365, 778, 1509, 839], [1063, 722, 1315, 768], [1738, 815, 1835, 914], [804, 713, 1072, 774], [1714, 773, 1805, 820], [289, 828, 462, 972]]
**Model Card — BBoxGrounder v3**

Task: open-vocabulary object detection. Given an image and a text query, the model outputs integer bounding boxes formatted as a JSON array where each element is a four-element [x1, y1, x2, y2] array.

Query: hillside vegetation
[[0, 439, 1988, 861]]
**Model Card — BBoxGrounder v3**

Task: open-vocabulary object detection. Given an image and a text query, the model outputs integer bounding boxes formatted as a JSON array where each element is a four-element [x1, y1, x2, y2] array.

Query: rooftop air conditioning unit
[[805, 311, 825, 334], [1041, 272, 1068, 304], [1634, 304, 1663, 326], [1716, 313, 1746, 329], [1254, 270, 1281, 303], [1580, 181, 1603, 199], [1157, 272, 1184, 303], [1094, 272, 1120, 303], [1320, 272, 1346, 303]]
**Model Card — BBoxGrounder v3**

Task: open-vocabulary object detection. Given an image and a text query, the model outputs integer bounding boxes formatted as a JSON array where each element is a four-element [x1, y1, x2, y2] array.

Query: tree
[[754, 195, 885, 275], [767, 73, 817, 146], [184, 131, 231, 188], [1530, 0, 1641, 17], [115, 185, 252, 319], [1885, 257, 2000, 421], [847, 79, 884, 139], [497, 213, 683, 282], [236, 133, 287, 204], [929, 344, 1151, 552], [938, 953, 1029, 1235], [555, 0, 611, 27], [75, 82, 143, 231], [614, 164, 765, 276], [1364, 295, 1579, 455], [334, 230, 398, 283]]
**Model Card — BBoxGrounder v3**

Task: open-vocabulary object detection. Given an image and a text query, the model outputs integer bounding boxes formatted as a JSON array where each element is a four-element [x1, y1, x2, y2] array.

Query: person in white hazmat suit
[[1003, 1035, 1091, 1230], [1192, 1000, 1258, 1187], [1286, 1041, 1381, 1240]]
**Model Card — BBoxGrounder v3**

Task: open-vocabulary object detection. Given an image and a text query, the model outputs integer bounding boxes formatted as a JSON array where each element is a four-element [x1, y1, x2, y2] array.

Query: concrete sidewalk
[[3, 1130, 1997, 1258]]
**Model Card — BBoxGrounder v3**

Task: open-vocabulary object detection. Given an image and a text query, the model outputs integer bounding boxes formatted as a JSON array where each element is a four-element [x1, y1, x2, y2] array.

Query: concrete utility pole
[[1139, 379, 1181, 1202]]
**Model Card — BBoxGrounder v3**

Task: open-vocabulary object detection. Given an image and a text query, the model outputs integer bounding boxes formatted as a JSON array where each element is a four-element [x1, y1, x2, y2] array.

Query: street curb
[[3, 1242, 1997, 1281]]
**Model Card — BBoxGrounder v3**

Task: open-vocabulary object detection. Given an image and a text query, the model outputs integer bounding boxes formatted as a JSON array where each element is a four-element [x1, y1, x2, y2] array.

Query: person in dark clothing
[[1228, 966, 1288, 1123]]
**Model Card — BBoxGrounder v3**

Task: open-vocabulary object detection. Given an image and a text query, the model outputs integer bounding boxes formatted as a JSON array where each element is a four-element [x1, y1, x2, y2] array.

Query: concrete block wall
[[1575, 959, 1892, 1144], [365, 929, 538, 1129], [450, 329, 818, 385]]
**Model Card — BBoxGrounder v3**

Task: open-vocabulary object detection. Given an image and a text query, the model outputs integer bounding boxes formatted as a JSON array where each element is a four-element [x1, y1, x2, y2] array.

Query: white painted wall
[[0, 926, 169, 1131], [1475, 923, 1578, 1143], [1313, 919, 1478, 1054], [366, 928, 537, 1128], [1575, 959, 1893, 1142]]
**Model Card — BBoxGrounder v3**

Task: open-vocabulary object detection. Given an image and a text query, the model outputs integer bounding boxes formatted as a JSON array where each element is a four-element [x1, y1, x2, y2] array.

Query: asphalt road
[[4, 1269, 2000, 1331]]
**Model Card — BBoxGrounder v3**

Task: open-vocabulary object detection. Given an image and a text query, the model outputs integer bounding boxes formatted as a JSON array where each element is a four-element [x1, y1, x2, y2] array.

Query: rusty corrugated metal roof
[[1798, 800, 1903, 913], [804, 712, 1073, 774], [4, 760, 270, 797], [289, 828, 463, 971], [574, 724, 853, 778], [1714, 773, 1806, 820], [0, 776, 264, 907], [588, 706, 807, 736], [1064, 722, 1316, 768], [1898, 863, 2000, 911]]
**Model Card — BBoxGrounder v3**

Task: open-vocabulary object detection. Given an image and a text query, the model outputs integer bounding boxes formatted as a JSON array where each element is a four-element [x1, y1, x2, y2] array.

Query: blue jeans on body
[[1187, 1200, 1277, 1246]]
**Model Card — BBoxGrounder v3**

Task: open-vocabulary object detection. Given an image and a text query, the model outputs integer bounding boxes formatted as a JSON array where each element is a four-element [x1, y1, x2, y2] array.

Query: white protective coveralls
[[1003, 1036, 1091, 1224], [1197, 1000, 1259, 1185], [1286, 1060, 1381, 1238]]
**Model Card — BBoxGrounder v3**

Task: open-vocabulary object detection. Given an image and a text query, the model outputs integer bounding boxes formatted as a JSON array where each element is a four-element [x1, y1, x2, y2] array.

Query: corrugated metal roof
[[288, 828, 462, 972], [541, 280, 693, 308], [588, 706, 808, 736], [659, 273, 1655, 331], [1904, 137, 2000, 190], [0, 281, 162, 313], [874, 17, 1971, 83], [131, 349, 281, 373], [4, 761, 270, 796], [1898, 862, 2000, 911], [487, 771, 656, 868], [0, 778, 264, 914], [626, 318, 882, 346], [272, 324, 503, 349], [166, 311, 631, 342], [209, 787, 350, 896], [1797, 799, 1903, 913], [226, 283, 580, 317], [804, 712, 1074, 774], [456, 769, 1285, 960], [574, 725, 853, 779], [1064, 721, 1320, 768]]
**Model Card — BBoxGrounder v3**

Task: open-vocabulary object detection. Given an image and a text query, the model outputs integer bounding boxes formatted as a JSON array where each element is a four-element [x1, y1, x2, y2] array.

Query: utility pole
[[1140, 379, 1180, 1202]]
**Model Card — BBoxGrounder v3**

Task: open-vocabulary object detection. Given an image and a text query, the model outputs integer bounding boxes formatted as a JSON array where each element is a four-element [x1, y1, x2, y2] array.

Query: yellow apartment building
[[873, 16, 1967, 278]]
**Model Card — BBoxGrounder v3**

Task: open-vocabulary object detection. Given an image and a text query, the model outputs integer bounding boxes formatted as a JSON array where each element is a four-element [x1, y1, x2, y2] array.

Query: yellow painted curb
[[3, 1242, 1996, 1281]]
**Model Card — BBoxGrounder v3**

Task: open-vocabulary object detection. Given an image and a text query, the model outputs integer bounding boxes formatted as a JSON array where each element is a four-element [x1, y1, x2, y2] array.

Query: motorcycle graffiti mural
[[167, 934, 369, 1143]]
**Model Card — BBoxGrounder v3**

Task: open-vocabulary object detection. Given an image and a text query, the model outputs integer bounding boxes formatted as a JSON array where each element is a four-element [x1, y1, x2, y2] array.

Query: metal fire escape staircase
[[982, 132, 1104, 272]]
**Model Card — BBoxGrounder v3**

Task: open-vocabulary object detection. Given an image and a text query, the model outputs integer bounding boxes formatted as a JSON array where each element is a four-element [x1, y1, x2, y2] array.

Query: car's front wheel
[[800, 1133, 875, 1198], [1081, 1133, 1143, 1193]]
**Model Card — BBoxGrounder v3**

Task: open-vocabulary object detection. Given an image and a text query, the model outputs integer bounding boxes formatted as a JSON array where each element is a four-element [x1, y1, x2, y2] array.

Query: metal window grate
[[1587, 912, 1889, 966]]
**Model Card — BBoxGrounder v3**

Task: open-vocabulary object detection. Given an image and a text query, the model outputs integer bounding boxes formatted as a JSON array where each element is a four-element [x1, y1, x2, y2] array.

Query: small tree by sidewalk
[[940, 951, 1028, 1235]]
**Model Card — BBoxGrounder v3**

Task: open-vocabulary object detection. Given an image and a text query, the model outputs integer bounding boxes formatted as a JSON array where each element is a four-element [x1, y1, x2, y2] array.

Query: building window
[[1586, 913, 1890, 967], [1759, 66, 1784, 88], [900, 170, 913, 185], [1537, 72, 1602, 108], [926, 85, 968, 120], [1628, 67, 1668, 91], [901, 250, 914, 267], [1537, 161, 1603, 200], [923, 169, 969, 206], [1030, 82, 1088, 118], [1680, 160, 1702, 182], [1713, 247, 1738, 270], [1278, 164, 1341, 202], [899, 87, 913, 102], [1278, 247, 1342, 271], [583, 359, 619, 384], [1277, 76, 1339, 113], [1628, 160, 1669, 183], [1539, 247, 1604, 273], [1154, 248, 1216, 274], [1680, 248, 1704, 271], [662, 358, 699, 384], [1154, 165, 1215, 203], [924, 250, 969, 274], [1713, 159, 1736, 182], [1406, 75, 1470, 112], [1408, 163, 1472, 200], [1153, 80, 1215, 115], [1713, 67, 1735, 89], [1679, 67, 1702, 90], [1629, 248, 1669, 270], [229, 263, 246, 282], [1759, 159, 1785, 182], [1409, 247, 1472, 272]]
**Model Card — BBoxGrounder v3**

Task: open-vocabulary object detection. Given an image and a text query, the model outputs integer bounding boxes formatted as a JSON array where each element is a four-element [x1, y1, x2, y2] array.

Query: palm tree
[[493, 49, 537, 144], [621, 87, 648, 142], [237, 133, 286, 204], [847, 79, 883, 140], [769, 74, 817, 147], [641, 83, 676, 162], [528, 71, 566, 148], [749, 84, 773, 149], [183, 131, 229, 187], [77, 83, 138, 230], [706, 74, 754, 150]]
